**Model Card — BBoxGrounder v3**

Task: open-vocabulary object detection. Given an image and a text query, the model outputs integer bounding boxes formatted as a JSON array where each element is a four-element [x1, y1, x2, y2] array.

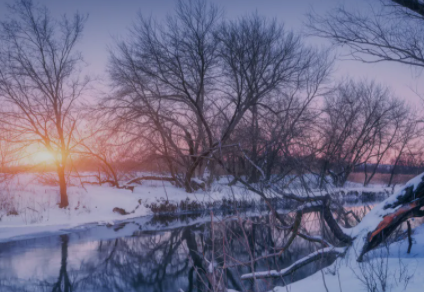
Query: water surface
[[0, 204, 376, 292]]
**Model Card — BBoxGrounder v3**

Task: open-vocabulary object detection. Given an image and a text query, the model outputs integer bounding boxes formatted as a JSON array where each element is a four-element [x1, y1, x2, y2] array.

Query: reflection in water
[[52, 235, 72, 292], [0, 206, 374, 292]]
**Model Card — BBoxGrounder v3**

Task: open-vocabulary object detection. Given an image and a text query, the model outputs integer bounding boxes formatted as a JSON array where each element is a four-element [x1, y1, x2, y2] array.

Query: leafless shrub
[[352, 243, 414, 292]]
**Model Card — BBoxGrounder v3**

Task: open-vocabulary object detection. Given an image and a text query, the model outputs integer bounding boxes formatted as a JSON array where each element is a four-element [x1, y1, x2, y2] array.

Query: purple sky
[[1, 0, 423, 106]]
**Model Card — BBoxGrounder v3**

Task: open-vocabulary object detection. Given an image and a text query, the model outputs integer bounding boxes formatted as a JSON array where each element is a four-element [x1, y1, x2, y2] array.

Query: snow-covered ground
[[0, 172, 422, 291], [0, 173, 397, 242], [0, 173, 259, 242], [280, 222, 424, 292], [269, 173, 424, 292]]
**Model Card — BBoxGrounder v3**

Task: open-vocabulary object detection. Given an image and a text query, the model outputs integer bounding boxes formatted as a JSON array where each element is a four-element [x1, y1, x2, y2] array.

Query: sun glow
[[32, 151, 56, 164]]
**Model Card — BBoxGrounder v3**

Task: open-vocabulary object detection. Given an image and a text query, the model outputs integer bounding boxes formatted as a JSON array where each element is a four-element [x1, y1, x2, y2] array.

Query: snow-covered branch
[[241, 247, 346, 280]]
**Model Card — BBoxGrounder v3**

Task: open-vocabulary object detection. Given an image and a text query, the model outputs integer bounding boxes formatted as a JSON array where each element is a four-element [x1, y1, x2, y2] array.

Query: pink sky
[[1, 0, 422, 106]]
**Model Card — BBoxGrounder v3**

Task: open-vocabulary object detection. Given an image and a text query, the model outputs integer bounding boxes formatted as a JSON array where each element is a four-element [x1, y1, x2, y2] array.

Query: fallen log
[[125, 176, 205, 191], [357, 174, 424, 261], [240, 173, 424, 284], [241, 247, 346, 280], [126, 176, 176, 185]]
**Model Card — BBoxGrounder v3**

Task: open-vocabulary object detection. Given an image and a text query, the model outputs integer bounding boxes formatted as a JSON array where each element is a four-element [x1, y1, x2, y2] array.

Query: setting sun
[[32, 151, 55, 164]]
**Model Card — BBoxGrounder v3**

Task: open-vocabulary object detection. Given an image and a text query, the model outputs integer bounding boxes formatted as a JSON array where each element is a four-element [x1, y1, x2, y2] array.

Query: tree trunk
[[388, 164, 397, 187], [57, 165, 69, 208], [339, 167, 351, 187], [184, 162, 200, 193], [184, 172, 194, 193], [248, 105, 259, 183], [319, 160, 330, 189], [388, 147, 404, 187]]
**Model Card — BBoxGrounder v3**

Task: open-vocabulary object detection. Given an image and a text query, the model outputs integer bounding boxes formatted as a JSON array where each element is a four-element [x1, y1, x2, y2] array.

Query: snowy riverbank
[[0, 174, 258, 241], [280, 222, 424, 292], [267, 174, 424, 292], [0, 173, 396, 242]]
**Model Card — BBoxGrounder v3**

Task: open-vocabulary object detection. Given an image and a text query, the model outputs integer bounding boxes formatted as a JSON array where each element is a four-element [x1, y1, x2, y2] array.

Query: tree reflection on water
[[0, 208, 370, 292]]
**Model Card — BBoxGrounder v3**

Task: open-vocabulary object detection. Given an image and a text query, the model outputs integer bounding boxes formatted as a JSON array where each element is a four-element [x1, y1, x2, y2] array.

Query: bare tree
[[107, 0, 221, 191], [0, 0, 89, 207], [106, 0, 331, 192], [306, 0, 424, 186], [361, 101, 409, 186], [387, 114, 422, 186], [215, 13, 331, 185], [317, 80, 403, 187]]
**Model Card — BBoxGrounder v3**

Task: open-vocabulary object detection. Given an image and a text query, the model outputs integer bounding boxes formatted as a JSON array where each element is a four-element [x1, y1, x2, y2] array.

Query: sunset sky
[[1, 0, 422, 105]]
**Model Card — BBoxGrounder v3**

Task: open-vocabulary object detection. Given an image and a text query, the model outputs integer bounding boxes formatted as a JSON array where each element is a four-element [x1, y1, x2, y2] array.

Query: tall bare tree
[[0, 0, 89, 207], [106, 0, 331, 192], [306, 0, 424, 186], [317, 80, 403, 187], [107, 0, 221, 192], [215, 13, 331, 183]]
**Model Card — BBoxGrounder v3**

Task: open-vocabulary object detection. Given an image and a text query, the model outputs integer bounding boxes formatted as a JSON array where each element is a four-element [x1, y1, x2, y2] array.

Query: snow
[[342, 172, 424, 240], [0, 173, 261, 242], [270, 172, 424, 292], [241, 247, 346, 279], [0, 172, 403, 243], [0, 171, 423, 291], [277, 223, 424, 292]]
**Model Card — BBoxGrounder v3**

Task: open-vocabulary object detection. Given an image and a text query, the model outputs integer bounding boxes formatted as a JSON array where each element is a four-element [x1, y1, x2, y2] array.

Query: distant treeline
[[353, 163, 424, 175]]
